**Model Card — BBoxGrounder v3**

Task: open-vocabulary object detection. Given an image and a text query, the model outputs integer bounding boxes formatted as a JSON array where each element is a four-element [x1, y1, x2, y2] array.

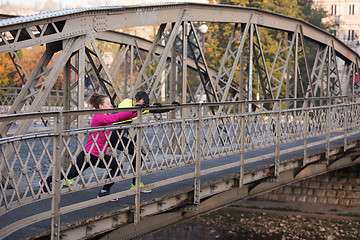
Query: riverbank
[[138, 199, 360, 239]]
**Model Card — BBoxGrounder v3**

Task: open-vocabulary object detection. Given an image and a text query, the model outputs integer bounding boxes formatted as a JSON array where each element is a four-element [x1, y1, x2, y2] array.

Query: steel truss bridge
[[0, 2, 360, 240]]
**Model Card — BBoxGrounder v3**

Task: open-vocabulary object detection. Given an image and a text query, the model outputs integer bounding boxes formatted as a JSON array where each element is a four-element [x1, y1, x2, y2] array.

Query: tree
[[298, 0, 331, 30], [0, 54, 17, 88]]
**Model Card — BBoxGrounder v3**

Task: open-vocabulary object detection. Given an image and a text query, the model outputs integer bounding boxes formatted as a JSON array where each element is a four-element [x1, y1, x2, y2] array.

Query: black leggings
[[46, 151, 121, 191], [110, 130, 142, 185]]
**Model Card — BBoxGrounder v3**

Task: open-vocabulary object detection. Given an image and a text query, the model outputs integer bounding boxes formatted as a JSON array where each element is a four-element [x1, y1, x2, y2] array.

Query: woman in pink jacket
[[40, 93, 137, 199]]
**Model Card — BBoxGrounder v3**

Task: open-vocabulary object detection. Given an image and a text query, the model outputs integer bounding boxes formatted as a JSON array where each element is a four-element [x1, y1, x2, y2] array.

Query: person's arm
[[92, 111, 137, 126], [148, 102, 181, 113]]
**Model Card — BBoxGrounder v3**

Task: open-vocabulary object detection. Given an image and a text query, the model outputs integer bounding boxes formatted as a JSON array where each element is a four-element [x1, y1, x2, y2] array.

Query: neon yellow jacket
[[113, 98, 149, 125]]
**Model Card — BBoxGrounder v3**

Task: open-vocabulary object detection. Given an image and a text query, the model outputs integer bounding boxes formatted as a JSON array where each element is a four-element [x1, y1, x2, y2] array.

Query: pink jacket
[[85, 111, 137, 157]]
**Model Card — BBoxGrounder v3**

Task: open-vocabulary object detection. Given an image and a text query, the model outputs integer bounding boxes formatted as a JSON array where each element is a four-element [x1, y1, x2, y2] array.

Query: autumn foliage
[[0, 45, 65, 90]]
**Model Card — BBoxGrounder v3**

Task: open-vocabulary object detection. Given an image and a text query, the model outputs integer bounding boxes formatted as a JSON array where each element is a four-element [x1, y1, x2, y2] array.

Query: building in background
[[314, 0, 360, 54]]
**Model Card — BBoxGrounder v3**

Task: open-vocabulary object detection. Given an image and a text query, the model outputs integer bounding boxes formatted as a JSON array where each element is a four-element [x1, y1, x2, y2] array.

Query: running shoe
[[39, 180, 50, 193], [130, 182, 152, 193], [97, 190, 118, 202], [64, 178, 75, 186]]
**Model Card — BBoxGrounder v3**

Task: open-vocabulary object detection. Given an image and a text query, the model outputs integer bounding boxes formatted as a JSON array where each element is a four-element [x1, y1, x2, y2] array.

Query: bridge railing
[[1, 96, 360, 239], [0, 87, 64, 115]]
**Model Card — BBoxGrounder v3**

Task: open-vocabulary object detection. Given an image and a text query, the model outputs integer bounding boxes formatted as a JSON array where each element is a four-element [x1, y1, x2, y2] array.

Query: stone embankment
[[255, 165, 360, 207]]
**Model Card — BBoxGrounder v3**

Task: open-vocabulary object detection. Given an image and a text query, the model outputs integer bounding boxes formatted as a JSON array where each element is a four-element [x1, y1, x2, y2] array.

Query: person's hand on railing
[[171, 101, 181, 106], [152, 102, 163, 107], [135, 103, 149, 108], [133, 103, 149, 114], [149, 102, 179, 113]]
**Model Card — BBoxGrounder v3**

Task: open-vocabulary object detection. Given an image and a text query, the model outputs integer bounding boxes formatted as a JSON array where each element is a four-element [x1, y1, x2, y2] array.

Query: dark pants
[[110, 129, 141, 185], [46, 151, 121, 191]]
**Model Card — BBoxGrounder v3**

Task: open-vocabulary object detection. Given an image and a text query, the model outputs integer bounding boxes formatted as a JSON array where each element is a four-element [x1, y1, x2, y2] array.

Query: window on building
[[349, 5, 355, 15], [348, 30, 355, 41], [331, 5, 337, 15]]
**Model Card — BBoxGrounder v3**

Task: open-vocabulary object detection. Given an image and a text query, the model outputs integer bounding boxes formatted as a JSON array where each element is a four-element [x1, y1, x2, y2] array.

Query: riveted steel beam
[[253, 25, 273, 101], [86, 41, 122, 105], [269, 29, 297, 100], [297, 25, 314, 100], [130, 23, 166, 99], [307, 45, 328, 100], [329, 40, 342, 98], [215, 20, 251, 114], [1, 3, 358, 64], [188, 21, 217, 105]]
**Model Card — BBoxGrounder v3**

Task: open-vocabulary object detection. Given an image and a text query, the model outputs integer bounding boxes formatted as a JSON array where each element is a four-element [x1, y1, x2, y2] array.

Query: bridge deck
[[2, 130, 359, 240]]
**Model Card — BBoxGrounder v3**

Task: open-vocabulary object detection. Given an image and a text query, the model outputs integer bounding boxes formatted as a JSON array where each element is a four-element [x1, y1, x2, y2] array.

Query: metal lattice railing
[[1, 96, 360, 238], [0, 87, 64, 115]]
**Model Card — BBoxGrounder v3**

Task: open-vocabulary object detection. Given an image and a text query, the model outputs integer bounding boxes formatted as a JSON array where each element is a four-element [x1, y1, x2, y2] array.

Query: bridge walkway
[[2, 130, 359, 240]]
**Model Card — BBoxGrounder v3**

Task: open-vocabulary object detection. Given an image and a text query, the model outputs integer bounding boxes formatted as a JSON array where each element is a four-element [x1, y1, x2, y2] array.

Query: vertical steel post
[[344, 102, 348, 151], [169, 23, 178, 153], [248, 24, 254, 112], [182, 22, 188, 107], [294, 31, 299, 108], [134, 108, 142, 224], [181, 22, 188, 152], [327, 47, 331, 97], [239, 24, 245, 103], [285, 33, 291, 107], [130, 45, 134, 96], [76, 49, 86, 157], [325, 98, 331, 164], [303, 107, 308, 166], [169, 23, 177, 152], [240, 102, 245, 187], [63, 60, 71, 111], [78, 48, 85, 128], [63, 59, 71, 167], [194, 104, 202, 204], [124, 47, 129, 98], [170, 22, 177, 105], [275, 101, 281, 177], [51, 112, 63, 240]]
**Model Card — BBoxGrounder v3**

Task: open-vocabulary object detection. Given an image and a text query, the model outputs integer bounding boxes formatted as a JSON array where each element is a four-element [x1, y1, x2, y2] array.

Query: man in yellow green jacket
[[113, 91, 150, 124], [110, 91, 180, 193], [110, 91, 150, 192]]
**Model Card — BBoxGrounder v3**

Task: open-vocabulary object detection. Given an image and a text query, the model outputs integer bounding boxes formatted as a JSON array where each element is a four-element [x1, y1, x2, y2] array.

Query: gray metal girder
[[1, 3, 358, 63]]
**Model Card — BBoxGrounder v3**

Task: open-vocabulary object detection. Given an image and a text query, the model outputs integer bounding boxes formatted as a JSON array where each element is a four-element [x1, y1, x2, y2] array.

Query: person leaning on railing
[[110, 91, 180, 193], [39, 92, 138, 201]]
